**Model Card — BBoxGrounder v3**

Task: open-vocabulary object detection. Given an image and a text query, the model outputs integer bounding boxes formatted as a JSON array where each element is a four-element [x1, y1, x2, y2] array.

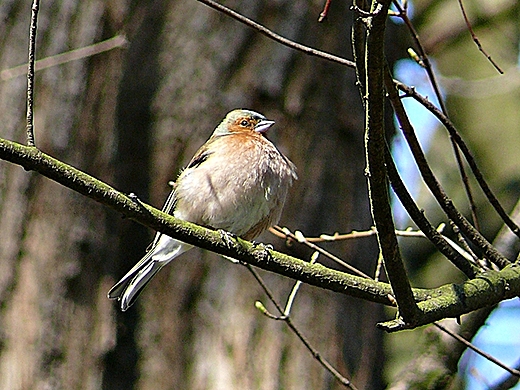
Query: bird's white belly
[[175, 167, 277, 235]]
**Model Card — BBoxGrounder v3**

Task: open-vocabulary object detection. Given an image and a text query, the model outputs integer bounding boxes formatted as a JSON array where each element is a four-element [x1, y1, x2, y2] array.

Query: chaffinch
[[108, 109, 297, 311]]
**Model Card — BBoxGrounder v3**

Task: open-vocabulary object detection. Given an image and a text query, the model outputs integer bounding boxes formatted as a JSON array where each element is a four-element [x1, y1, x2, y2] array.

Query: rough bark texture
[[0, 0, 388, 388]]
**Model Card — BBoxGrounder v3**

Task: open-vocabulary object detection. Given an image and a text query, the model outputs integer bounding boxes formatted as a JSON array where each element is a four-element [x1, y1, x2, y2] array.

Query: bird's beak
[[254, 120, 275, 133]]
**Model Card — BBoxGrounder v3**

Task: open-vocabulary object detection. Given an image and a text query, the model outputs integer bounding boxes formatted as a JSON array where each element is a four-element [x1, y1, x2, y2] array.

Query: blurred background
[[0, 0, 518, 389]]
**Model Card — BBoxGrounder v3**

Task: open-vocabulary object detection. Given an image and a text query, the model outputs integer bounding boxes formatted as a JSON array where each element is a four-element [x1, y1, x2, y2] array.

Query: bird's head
[[212, 109, 275, 137]]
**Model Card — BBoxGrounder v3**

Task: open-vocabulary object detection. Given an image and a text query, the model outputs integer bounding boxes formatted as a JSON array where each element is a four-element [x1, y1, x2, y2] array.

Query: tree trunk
[[0, 0, 389, 388], [0, 1, 124, 388]]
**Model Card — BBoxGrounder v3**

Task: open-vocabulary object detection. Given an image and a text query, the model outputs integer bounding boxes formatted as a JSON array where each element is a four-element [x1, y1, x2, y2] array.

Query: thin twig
[[351, 0, 367, 105], [393, 0, 482, 236], [456, 0, 503, 74], [25, 0, 40, 147], [318, 0, 333, 22], [284, 251, 320, 316], [195, 0, 355, 68], [246, 264, 358, 389], [489, 360, 520, 390], [434, 322, 520, 378], [273, 224, 477, 265], [270, 225, 378, 243], [396, 81, 520, 241], [494, 198, 520, 260], [384, 142, 480, 277], [270, 226, 372, 279], [2, 34, 127, 81], [450, 221, 480, 263], [384, 71, 510, 269], [453, 141, 481, 230], [392, 1, 446, 113]]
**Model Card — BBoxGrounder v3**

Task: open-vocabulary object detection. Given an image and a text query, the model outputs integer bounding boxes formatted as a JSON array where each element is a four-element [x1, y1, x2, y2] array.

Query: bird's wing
[[186, 148, 212, 169], [146, 145, 213, 251], [146, 188, 178, 249]]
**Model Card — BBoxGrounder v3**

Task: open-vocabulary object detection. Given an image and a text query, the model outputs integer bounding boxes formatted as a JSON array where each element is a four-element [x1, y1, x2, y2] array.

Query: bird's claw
[[218, 230, 241, 264], [252, 241, 273, 251], [128, 193, 147, 211], [251, 241, 273, 262], [218, 229, 238, 249], [128, 192, 141, 203]]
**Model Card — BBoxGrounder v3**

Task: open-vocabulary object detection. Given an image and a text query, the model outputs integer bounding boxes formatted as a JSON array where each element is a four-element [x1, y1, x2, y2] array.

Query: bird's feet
[[128, 192, 148, 212], [218, 229, 238, 249], [251, 241, 274, 262], [218, 230, 241, 263], [252, 241, 273, 251]]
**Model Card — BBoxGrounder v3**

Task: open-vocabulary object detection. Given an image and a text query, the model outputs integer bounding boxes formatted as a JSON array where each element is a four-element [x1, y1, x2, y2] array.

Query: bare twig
[[393, 0, 482, 235], [494, 198, 520, 260], [351, 0, 367, 104], [318, 0, 333, 22], [396, 81, 520, 241], [2, 34, 127, 81], [454, 143, 481, 230], [273, 224, 477, 269], [456, 0, 503, 74], [272, 225, 444, 243], [489, 360, 520, 390], [450, 221, 480, 263], [25, 0, 40, 147], [285, 251, 319, 316], [247, 264, 358, 389], [392, 1, 446, 113], [270, 225, 378, 243], [434, 322, 520, 378], [384, 143, 480, 277], [385, 71, 510, 269], [195, 0, 355, 68], [270, 226, 372, 279]]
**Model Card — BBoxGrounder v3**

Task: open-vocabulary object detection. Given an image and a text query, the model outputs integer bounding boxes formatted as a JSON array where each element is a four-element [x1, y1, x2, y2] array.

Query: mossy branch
[[1, 137, 520, 331]]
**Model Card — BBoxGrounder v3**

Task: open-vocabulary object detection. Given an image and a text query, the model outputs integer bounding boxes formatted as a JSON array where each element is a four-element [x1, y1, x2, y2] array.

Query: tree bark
[[0, 1, 124, 388], [0, 0, 389, 388]]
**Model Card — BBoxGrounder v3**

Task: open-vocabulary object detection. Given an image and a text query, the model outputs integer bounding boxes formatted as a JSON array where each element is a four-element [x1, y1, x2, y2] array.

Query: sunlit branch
[[392, 0, 481, 232], [25, 0, 40, 147], [270, 226, 371, 279], [396, 81, 520, 241], [384, 70, 510, 269], [365, 0, 418, 324], [247, 264, 358, 389], [384, 144, 479, 277], [195, 0, 355, 68], [456, 0, 504, 74]]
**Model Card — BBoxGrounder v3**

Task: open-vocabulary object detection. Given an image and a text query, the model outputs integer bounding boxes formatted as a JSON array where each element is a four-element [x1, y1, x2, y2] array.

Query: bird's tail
[[108, 236, 192, 311]]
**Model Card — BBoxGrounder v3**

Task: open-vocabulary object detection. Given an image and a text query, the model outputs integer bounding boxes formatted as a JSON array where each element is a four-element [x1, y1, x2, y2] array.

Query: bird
[[108, 109, 297, 311]]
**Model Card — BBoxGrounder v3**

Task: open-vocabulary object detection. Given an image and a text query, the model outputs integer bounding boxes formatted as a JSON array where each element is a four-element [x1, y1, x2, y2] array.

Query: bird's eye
[[240, 119, 249, 127]]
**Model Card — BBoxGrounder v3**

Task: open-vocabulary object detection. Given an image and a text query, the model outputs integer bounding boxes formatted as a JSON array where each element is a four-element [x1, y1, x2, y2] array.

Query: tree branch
[[364, 0, 418, 324], [396, 81, 520, 241], [195, 0, 355, 68], [384, 144, 480, 278], [1, 137, 520, 330], [25, 0, 40, 147], [378, 263, 520, 331], [384, 70, 510, 269], [0, 137, 395, 304]]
